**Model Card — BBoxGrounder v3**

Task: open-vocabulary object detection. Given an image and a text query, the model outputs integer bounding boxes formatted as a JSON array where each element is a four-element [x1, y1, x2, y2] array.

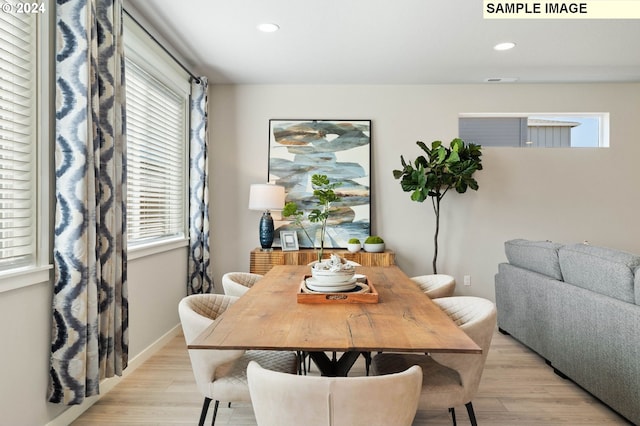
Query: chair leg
[[465, 402, 477, 426], [297, 351, 310, 375], [298, 351, 313, 375], [198, 398, 211, 426], [449, 407, 457, 426], [211, 400, 220, 426], [362, 352, 372, 376]]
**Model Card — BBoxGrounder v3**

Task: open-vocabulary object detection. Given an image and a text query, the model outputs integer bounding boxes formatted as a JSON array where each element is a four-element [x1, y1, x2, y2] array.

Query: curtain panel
[[49, 0, 128, 404], [188, 77, 213, 294]]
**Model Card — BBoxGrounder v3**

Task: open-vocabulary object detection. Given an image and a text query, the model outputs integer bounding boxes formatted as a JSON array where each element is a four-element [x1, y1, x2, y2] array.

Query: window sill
[[0, 265, 53, 294], [128, 238, 189, 260]]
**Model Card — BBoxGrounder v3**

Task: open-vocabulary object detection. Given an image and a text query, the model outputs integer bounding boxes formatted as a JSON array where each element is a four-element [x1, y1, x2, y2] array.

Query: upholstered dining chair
[[178, 294, 298, 426], [411, 274, 456, 298], [371, 296, 497, 426], [221, 272, 263, 297], [247, 361, 422, 426]]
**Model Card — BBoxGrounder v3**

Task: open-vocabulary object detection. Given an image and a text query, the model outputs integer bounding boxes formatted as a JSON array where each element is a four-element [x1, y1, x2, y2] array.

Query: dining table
[[189, 264, 481, 376]]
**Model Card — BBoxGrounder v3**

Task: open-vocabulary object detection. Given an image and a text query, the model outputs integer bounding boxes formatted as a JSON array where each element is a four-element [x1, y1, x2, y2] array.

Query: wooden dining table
[[189, 265, 481, 376]]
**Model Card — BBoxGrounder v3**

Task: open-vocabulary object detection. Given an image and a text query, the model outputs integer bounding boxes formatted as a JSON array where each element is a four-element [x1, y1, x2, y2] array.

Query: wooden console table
[[250, 248, 395, 275]]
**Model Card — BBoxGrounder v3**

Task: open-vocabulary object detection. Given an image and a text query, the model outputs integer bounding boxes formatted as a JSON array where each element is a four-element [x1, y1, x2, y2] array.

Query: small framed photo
[[280, 231, 299, 251]]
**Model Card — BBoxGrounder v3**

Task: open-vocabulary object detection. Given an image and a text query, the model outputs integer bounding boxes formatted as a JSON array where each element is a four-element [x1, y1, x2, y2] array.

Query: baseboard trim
[[46, 324, 182, 426]]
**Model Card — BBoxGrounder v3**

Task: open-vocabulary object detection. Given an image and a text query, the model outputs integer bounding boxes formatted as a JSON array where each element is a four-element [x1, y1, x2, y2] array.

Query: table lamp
[[249, 183, 285, 250]]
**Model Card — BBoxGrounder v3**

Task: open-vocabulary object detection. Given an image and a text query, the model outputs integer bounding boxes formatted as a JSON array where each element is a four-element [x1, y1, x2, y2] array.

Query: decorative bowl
[[347, 243, 361, 253], [364, 242, 385, 253], [305, 276, 358, 292], [311, 268, 355, 284]]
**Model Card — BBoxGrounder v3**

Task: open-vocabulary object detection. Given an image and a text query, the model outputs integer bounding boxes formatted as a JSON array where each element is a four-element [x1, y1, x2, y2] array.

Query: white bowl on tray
[[305, 277, 358, 292], [303, 279, 368, 294], [310, 268, 355, 284], [353, 273, 367, 283]]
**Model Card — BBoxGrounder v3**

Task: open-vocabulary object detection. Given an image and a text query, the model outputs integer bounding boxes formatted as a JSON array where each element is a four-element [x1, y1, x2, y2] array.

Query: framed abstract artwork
[[268, 119, 371, 249]]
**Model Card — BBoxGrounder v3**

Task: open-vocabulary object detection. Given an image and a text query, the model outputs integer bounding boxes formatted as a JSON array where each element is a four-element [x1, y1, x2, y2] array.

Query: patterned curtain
[[49, 0, 128, 404], [187, 77, 213, 294]]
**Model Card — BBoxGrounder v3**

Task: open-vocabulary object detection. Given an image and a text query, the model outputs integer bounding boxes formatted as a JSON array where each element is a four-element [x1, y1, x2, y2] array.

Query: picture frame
[[280, 230, 299, 251], [269, 119, 371, 249]]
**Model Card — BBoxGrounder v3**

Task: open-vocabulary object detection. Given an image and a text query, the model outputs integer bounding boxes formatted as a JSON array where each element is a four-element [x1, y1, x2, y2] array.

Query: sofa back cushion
[[558, 243, 640, 304], [504, 239, 563, 280]]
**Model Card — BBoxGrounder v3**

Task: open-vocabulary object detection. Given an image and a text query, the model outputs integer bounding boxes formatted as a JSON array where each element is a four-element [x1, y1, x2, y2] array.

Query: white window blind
[[0, 10, 37, 269], [125, 59, 187, 245]]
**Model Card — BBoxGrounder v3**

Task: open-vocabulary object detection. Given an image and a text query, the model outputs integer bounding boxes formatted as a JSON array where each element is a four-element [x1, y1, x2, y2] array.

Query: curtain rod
[[123, 8, 201, 84]]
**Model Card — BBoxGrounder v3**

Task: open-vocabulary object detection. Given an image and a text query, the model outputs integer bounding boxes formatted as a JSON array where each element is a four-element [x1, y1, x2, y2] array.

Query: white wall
[[210, 83, 640, 300], [127, 248, 188, 356], [0, 248, 187, 426]]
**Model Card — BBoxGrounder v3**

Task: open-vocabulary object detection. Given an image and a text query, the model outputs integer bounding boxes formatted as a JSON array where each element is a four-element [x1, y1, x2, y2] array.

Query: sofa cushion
[[559, 244, 640, 304], [504, 239, 563, 280]]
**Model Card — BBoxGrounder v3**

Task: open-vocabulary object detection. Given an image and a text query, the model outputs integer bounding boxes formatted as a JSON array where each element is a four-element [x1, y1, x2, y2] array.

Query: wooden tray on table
[[297, 274, 379, 304]]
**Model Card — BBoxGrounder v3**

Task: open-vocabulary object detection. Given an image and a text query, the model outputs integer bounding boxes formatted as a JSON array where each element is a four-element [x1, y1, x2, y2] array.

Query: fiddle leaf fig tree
[[393, 138, 483, 274]]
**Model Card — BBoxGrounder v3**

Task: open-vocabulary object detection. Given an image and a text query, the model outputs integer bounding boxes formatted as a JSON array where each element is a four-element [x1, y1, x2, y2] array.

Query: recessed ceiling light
[[257, 23, 280, 33], [494, 42, 516, 51]]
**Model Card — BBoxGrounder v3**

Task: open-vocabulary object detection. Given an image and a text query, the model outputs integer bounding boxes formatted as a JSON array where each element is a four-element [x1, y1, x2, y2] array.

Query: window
[[0, 9, 37, 271], [124, 15, 190, 248], [459, 113, 609, 148]]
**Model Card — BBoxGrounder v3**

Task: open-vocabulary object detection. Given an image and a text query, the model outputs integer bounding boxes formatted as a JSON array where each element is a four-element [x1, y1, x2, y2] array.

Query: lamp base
[[259, 211, 274, 250]]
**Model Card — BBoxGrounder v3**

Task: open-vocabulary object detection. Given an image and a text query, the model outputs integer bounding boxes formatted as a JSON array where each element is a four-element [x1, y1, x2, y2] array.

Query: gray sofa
[[495, 239, 640, 425]]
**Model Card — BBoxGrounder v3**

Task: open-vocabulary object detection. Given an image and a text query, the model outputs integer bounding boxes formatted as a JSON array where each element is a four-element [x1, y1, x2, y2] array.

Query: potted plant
[[282, 174, 342, 263], [364, 236, 385, 253], [393, 138, 482, 274], [347, 238, 361, 253]]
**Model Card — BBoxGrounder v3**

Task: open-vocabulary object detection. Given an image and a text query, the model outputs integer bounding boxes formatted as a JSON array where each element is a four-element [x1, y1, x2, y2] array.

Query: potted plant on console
[[347, 238, 362, 253], [393, 138, 483, 274], [364, 236, 385, 253]]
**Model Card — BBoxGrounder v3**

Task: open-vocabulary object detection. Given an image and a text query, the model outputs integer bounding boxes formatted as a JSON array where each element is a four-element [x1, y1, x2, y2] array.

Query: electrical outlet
[[464, 275, 471, 286]]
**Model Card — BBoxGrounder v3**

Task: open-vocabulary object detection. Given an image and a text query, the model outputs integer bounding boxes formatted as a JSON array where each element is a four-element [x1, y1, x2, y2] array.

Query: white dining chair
[[411, 274, 456, 298], [221, 272, 263, 297], [247, 361, 422, 426], [371, 296, 497, 426], [178, 294, 298, 426]]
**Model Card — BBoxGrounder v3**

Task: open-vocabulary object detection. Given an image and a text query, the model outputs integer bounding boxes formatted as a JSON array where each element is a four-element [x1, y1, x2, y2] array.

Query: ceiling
[[125, 0, 640, 85]]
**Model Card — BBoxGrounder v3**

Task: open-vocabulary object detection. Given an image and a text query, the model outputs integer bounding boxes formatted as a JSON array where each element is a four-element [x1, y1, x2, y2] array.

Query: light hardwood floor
[[72, 330, 632, 425]]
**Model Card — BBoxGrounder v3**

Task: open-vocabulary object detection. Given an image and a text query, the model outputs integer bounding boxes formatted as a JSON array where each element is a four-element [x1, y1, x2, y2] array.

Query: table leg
[[307, 351, 362, 376]]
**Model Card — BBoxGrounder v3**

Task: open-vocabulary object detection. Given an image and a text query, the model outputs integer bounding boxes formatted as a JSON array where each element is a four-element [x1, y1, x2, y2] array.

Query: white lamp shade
[[249, 184, 285, 211]]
